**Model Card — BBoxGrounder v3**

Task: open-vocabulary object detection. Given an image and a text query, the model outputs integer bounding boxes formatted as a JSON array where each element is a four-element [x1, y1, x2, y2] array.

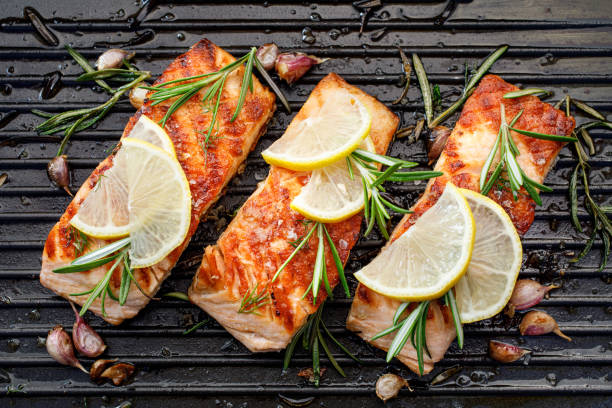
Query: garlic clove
[[508, 279, 559, 316], [519, 310, 572, 341], [129, 84, 149, 109], [100, 362, 136, 386], [71, 301, 106, 358], [256, 43, 279, 71], [47, 155, 72, 196], [427, 125, 451, 165], [489, 340, 531, 363], [375, 373, 410, 402], [96, 49, 135, 71], [46, 325, 87, 373], [90, 358, 118, 382], [275, 52, 328, 84]]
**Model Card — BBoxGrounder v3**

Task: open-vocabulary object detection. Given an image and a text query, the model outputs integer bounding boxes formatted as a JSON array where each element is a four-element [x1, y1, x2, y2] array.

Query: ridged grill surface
[[0, 1, 611, 407]]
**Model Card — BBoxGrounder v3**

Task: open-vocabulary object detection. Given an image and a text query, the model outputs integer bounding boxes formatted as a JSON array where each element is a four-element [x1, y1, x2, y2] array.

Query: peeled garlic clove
[[489, 340, 530, 363], [256, 43, 279, 71], [90, 358, 118, 382], [46, 325, 87, 373], [100, 362, 136, 386], [376, 373, 410, 402], [129, 85, 149, 109], [47, 155, 72, 196], [509, 279, 559, 312], [96, 49, 135, 71], [275, 52, 328, 84], [427, 125, 451, 164], [519, 310, 572, 341], [71, 302, 106, 358]]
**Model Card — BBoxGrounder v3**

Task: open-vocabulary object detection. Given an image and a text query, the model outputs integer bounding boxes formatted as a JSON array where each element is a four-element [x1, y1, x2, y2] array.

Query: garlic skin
[[129, 85, 149, 109], [507, 279, 559, 317], [256, 43, 279, 71], [376, 373, 410, 402], [90, 358, 118, 382], [46, 325, 87, 373], [100, 362, 136, 386], [275, 52, 327, 84], [70, 302, 106, 358], [427, 125, 451, 164], [519, 310, 572, 341], [47, 155, 72, 196], [96, 49, 135, 71], [489, 340, 530, 363]]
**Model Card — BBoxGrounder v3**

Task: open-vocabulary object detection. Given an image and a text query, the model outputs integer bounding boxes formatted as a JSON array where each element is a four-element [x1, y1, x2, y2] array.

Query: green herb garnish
[[503, 88, 552, 99], [480, 103, 576, 205], [283, 302, 361, 386], [238, 282, 272, 315], [52, 237, 150, 316], [392, 47, 411, 105], [182, 319, 209, 335], [373, 290, 463, 376], [33, 46, 151, 156]]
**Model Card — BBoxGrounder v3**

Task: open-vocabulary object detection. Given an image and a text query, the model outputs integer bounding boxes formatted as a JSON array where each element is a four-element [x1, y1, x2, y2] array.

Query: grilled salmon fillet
[[189, 73, 399, 352], [347, 75, 575, 374], [40, 39, 276, 324]]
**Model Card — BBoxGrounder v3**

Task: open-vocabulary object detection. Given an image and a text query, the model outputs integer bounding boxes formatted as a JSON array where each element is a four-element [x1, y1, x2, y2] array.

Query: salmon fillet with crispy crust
[[347, 75, 575, 374], [189, 73, 399, 352], [40, 39, 276, 325]]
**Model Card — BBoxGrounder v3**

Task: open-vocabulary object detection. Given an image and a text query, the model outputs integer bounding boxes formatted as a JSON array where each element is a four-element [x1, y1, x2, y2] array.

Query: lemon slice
[[454, 189, 522, 323], [70, 116, 175, 239], [354, 183, 475, 301], [127, 115, 176, 156], [121, 138, 191, 268], [262, 89, 371, 171], [290, 137, 376, 223]]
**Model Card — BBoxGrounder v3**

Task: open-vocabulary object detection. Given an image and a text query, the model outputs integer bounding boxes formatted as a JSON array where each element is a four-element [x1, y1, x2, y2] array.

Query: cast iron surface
[[0, 1, 611, 407]]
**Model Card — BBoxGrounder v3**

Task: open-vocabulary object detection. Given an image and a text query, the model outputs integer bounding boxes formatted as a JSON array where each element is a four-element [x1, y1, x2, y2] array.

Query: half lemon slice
[[121, 138, 191, 268], [354, 183, 475, 301], [454, 188, 522, 323], [70, 116, 175, 239], [290, 137, 376, 223], [261, 89, 371, 171]]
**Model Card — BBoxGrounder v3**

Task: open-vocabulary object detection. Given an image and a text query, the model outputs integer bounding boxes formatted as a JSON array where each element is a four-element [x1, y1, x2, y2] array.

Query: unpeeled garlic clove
[[489, 340, 530, 363], [96, 49, 135, 71], [256, 43, 279, 71], [100, 362, 136, 386], [71, 302, 106, 358], [47, 155, 72, 196], [46, 325, 87, 373], [275, 52, 328, 84], [376, 373, 410, 402], [129, 85, 149, 109], [427, 126, 451, 165], [519, 310, 572, 341], [507, 279, 559, 317]]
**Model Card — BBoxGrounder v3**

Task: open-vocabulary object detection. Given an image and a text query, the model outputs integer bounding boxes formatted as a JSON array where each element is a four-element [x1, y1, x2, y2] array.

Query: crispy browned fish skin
[[40, 39, 276, 325], [347, 75, 575, 374], [189, 73, 399, 352]]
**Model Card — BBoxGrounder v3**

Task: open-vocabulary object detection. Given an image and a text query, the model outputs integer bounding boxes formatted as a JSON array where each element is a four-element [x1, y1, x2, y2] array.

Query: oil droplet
[[0, 84, 12, 96], [7, 339, 20, 353], [36, 337, 46, 348], [377, 10, 391, 20], [456, 374, 471, 387], [27, 309, 40, 321], [301, 27, 316, 44], [539, 53, 558, 66], [310, 12, 321, 21], [328, 29, 340, 40], [161, 13, 175, 22], [160, 346, 171, 357], [7, 66, 14, 74], [176, 32, 185, 41], [546, 373, 558, 386]]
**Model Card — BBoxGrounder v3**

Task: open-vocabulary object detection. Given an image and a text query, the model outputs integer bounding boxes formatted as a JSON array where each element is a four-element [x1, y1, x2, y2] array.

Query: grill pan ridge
[[0, 1, 611, 407]]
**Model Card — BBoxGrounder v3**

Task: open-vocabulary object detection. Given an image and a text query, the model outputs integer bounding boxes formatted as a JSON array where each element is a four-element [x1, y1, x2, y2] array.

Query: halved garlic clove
[[256, 43, 279, 71], [489, 340, 531, 363], [376, 373, 410, 402], [275, 52, 328, 84]]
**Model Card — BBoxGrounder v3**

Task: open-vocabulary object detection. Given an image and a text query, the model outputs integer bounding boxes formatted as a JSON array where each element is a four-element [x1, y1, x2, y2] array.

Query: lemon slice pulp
[[261, 89, 371, 171], [290, 137, 376, 223], [70, 116, 175, 239], [121, 138, 191, 268], [454, 188, 522, 323], [354, 183, 475, 301]]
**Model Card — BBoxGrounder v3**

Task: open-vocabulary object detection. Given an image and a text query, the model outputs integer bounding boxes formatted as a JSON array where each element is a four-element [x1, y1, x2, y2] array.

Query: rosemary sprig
[[238, 282, 271, 315], [417, 45, 508, 128], [350, 149, 443, 239], [503, 88, 552, 99], [34, 46, 150, 156], [143, 47, 290, 131], [283, 302, 361, 386], [373, 290, 463, 376], [52, 237, 150, 316], [559, 96, 612, 269], [480, 103, 576, 205]]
